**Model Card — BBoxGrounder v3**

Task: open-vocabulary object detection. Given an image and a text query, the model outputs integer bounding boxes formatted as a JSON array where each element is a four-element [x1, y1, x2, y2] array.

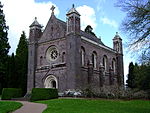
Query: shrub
[[0, 88, 2, 95], [1, 88, 22, 100], [30, 88, 58, 101]]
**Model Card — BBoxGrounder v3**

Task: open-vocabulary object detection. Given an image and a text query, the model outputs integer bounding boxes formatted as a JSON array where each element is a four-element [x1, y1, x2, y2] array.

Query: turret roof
[[114, 32, 122, 39], [30, 17, 42, 28], [66, 4, 80, 16]]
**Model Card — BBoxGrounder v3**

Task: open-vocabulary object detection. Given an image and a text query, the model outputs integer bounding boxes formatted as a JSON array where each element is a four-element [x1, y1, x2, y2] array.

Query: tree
[[127, 62, 150, 91], [85, 25, 96, 37], [7, 53, 17, 88], [116, 0, 150, 62], [135, 64, 150, 90], [133, 63, 140, 88], [15, 31, 28, 95], [0, 2, 10, 94], [126, 62, 136, 88]]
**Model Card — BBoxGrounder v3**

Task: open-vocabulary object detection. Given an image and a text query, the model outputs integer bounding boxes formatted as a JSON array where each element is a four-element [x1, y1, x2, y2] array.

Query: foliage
[[0, 2, 10, 95], [37, 99, 150, 113], [83, 88, 94, 98], [0, 101, 22, 113], [126, 62, 136, 88], [135, 64, 150, 90], [7, 53, 18, 88], [87, 85, 125, 99], [83, 84, 149, 99], [126, 62, 150, 92], [138, 51, 150, 65], [84, 25, 96, 37], [1, 88, 22, 100], [116, 0, 150, 63], [30, 88, 58, 101], [15, 31, 28, 95]]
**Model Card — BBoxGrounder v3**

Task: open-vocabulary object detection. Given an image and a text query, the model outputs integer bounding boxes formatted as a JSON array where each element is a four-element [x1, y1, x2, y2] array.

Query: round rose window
[[46, 46, 59, 61]]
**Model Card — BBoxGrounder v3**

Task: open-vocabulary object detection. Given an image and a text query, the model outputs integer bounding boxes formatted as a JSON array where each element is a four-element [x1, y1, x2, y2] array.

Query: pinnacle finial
[[72, 4, 75, 8], [114, 32, 121, 39], [35, 17, 37, 21], [51, 5, 55, 13]]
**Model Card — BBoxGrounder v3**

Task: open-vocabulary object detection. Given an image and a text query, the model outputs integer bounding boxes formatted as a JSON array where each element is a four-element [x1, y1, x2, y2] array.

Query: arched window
[[81, 47, 85, 66], [92, 51, 97, 68], [116, 42, 119, 52], [62, 52, 65, 62], [40, 56, 43, 65], [112, 58, 116, 73], [103, 55, 108, 71]]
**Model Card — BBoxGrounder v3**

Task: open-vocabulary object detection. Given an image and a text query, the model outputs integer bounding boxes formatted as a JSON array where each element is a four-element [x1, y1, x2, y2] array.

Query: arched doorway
[[51, 80, 56, 88], [44, 75, 58, 89]]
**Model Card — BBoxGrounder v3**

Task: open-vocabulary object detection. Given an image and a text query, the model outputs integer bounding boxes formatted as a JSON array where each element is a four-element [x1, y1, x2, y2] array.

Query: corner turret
[[29, 17, 42, 42], [113, 32, 124, 86], [66, 4, 80, 34], [113, 32, 123, 54], [27, 17, 42, 92]]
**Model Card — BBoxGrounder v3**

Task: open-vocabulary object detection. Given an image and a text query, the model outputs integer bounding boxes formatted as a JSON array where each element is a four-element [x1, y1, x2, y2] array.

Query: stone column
[[109, 66, 114, 85], [99, 63, 105, 87], [87, 60, 93, 84]]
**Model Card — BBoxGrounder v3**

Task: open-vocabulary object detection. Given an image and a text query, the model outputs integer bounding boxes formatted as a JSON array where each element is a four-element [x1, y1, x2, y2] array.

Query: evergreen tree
[[0, 2, 10, 94], [15, 31, 28, 95], [133, 63, 139, 88], [127, 62, 150, 91], [7, 53, 17, 88], [126, 62, 136, 88], [136, 64, 150, 90]]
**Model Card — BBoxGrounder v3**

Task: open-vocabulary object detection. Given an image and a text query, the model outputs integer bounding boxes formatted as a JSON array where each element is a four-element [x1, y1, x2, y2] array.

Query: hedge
[[1, 88, 22, 100], [0, 88, 2, 95], [30, 88, 58, 101]]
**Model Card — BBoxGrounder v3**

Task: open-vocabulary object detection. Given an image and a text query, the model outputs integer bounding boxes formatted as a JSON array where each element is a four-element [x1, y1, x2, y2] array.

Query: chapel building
[[27, 5, 124, 93]]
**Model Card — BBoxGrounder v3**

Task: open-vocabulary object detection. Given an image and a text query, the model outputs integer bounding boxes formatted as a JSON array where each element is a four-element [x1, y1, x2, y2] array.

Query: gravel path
[[12, 101, 47, 113]]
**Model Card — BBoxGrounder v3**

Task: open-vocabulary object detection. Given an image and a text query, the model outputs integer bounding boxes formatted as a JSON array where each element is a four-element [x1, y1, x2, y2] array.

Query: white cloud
[[1, 0, 59, 54], [95, 0, 106, 12], [76, 5, 97, 31], [100, 17, 118, 28]]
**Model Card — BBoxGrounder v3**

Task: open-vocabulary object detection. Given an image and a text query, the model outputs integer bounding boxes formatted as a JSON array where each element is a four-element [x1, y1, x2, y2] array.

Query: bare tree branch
[[115, 0, 150, 63]]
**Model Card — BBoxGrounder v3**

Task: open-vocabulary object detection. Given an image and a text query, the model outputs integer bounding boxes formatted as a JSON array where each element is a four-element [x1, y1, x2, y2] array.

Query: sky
[[1, 0, 135, 83]]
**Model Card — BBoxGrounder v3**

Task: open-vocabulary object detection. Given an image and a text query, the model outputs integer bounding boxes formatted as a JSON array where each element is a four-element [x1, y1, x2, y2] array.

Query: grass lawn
[[37, 99, 150, 113], [0, 101, 22, 113]]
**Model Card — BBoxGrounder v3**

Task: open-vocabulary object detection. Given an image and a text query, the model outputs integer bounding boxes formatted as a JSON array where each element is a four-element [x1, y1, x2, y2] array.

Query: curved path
[[12, 101, 47, 113]]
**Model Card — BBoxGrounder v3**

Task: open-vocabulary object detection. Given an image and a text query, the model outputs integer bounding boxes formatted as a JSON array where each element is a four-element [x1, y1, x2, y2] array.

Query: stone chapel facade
[[27, 5, 124, 93]]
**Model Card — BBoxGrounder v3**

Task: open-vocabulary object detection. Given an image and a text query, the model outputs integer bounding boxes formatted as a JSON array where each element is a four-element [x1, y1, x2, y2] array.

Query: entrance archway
[[44, 75, 58, 89], [51, 80, 56, 88]]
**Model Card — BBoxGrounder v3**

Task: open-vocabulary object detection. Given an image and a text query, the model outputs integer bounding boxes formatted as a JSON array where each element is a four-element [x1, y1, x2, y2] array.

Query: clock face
[[46, 46, 59, 62]]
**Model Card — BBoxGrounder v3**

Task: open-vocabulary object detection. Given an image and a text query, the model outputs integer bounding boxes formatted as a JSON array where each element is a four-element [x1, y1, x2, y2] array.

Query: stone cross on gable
[[51, 5, 55, 13]]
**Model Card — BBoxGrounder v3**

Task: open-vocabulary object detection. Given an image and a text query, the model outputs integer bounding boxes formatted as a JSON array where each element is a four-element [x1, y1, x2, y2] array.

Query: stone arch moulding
[[44, 75, 58, 89]]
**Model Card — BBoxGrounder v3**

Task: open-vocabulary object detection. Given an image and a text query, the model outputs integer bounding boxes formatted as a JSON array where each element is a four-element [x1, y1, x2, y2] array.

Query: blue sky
[[1, 0, 134, 82], [35, 0, 126, 47]]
